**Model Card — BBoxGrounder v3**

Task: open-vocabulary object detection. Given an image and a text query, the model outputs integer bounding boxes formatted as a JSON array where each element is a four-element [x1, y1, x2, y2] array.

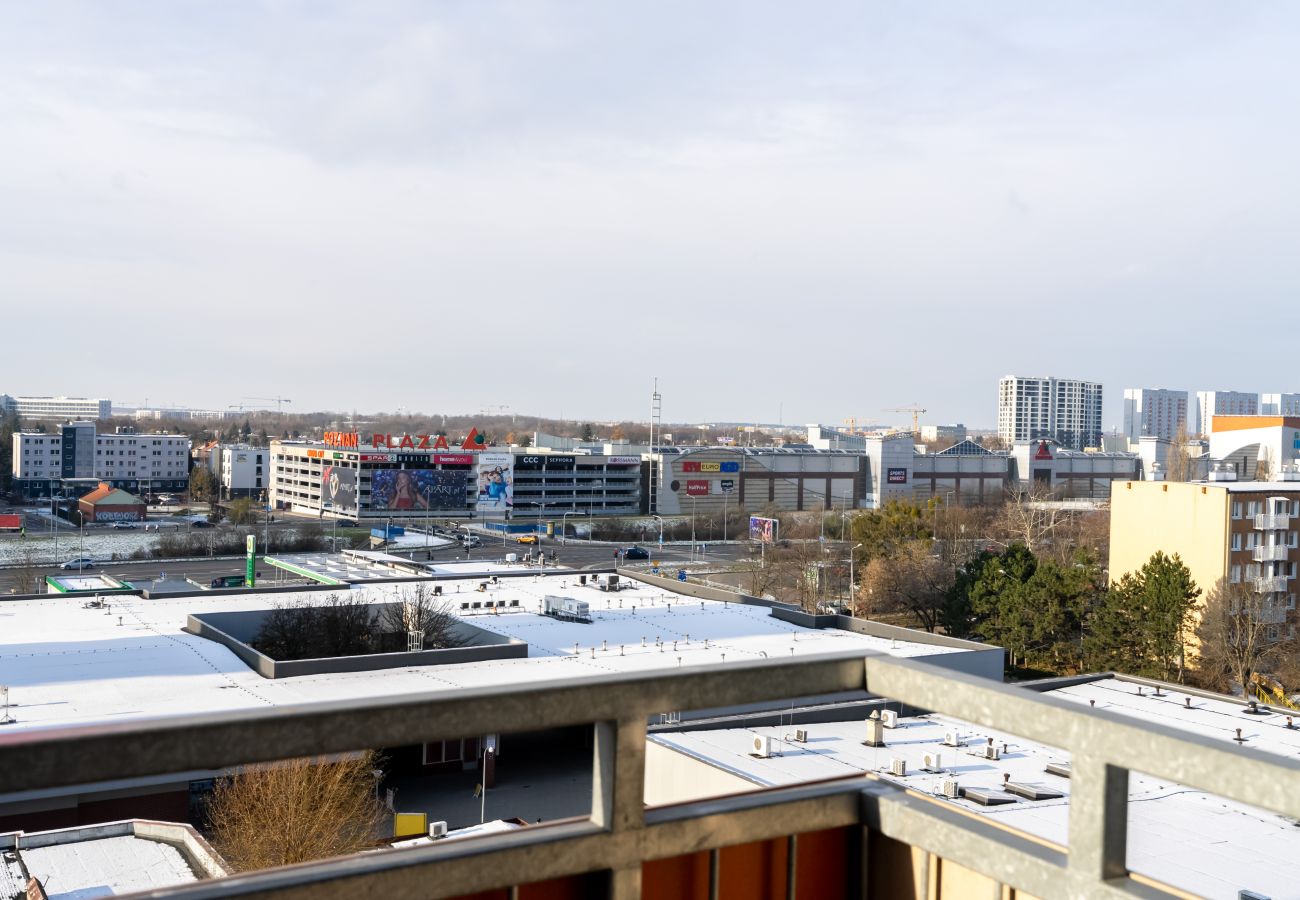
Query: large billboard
[[321, 465, 358, 511], [370, 469, 467, 511], [749, 516, 779, 544], [475, 452, 514, 513]]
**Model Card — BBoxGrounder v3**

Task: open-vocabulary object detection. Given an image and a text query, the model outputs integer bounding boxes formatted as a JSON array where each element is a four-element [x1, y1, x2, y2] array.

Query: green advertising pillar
[[245, 534, 256, 588]]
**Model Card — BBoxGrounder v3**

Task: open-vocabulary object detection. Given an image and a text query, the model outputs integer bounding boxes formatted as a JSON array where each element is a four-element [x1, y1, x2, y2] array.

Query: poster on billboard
[[475, 452, 514, 512], [371, 469, 466, 511], [749, 516, 779, 544], [321, 465, 358, 511]]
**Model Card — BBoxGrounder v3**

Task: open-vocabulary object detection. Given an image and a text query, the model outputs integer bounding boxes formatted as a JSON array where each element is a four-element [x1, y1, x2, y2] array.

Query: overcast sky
[[3, 3, 1298, 430]]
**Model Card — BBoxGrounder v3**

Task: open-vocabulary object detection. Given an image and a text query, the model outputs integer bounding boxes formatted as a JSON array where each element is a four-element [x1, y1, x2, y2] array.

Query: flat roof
[[649, 677, 1300, 900], [265, 551, 545, 584], [0, 575, 962, 734], [20, 833, 199, 900]]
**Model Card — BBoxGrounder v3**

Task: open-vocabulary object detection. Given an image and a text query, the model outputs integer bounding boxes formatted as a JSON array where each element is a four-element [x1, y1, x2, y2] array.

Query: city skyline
[[4, 4, 1300, 425]]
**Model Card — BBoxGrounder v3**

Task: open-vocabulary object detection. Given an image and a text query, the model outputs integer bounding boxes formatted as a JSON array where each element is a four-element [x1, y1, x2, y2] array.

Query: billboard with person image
[[475, 453, 514, 513]]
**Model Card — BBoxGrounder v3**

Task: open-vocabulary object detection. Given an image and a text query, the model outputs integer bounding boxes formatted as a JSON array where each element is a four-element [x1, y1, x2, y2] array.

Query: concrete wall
[[644, 739, 760, 806], [1108, 480, 1229, 594], [186, 606, 527, 679]]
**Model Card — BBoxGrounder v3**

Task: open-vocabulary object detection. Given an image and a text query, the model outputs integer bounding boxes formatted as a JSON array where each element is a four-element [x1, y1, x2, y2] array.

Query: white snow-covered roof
[[0, 574, 960, 734], [266, 551, 550, 584], [19, 834, 198, 900], [648, 678, 1300, 900]]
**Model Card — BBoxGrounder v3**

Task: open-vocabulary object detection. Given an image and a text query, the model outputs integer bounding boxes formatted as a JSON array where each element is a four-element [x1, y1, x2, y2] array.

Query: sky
[[3, 2, 1299, 430]]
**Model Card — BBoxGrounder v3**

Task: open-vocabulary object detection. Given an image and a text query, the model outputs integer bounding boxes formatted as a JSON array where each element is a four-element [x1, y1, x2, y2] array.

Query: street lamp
[[424, 485, 433, 559], [690, 496, 697, 561], [561, 511, 582, 546], [651, 514, 664, 549], [848, 543, 863, 615]]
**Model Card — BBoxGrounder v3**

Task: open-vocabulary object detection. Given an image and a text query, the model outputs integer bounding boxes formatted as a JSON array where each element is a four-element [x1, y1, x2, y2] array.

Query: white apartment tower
[[998, 376, 1103, 451], [1122, 388, 1189, 442], [1194, 390, 1258, 435]]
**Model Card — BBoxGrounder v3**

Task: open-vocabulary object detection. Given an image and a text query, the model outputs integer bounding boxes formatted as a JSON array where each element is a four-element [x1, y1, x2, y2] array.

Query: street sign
[[677, 570, 687, 582], [651, 565, 660, 575]]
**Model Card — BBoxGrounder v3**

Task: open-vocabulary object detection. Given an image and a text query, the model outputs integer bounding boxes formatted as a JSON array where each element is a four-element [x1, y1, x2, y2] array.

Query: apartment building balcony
[[1254, 513, 1289, 530], [3, 652, 1298, 900], [1253, 545, 1291, 562], [1255, 575, 1288, 593]]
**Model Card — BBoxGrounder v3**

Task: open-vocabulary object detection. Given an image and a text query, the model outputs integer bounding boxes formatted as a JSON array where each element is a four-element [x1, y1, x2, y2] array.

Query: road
[[0, 534, 754, 594]]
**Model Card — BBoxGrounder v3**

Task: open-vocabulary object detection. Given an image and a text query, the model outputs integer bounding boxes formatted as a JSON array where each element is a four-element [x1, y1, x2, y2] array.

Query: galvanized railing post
[[1066, 756, 1129, 884], [593, 716, 647, 899]]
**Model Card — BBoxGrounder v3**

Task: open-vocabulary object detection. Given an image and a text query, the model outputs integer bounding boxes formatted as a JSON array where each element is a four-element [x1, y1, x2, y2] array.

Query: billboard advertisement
[[886, 467, 908, 484], [475, 452, 514, 513], [370, 469, 467, 511], [749, 516, 779, 544], [321, 465, 358, 511], [685, 479, 709, 497]]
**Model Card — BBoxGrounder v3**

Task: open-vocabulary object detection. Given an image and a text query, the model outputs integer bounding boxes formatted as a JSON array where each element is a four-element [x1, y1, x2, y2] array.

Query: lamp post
[[690, 496, 697, 561], [848, 542, 863, 615], [651, 514, 664, 549], [424, 485, 433, 558], [562, 511, 580, 546]]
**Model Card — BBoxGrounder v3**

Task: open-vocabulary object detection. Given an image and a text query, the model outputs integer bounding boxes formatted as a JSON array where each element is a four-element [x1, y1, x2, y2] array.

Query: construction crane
[[842, 417, 870, 435], [883, 405, 927, 435], [242, 396, 293, 413]]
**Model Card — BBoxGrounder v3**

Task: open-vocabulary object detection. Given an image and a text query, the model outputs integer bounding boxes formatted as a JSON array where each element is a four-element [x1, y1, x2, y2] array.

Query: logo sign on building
[[1034, 441, 1053, 461], [324, 432, 360, 449], [245, 535, 256, 588], [607, 456, 641, 465], [359, 453, 395, 462], [749, 516, 779, 544], [476, 452, 514, 512], [434, 453, 473, 465], [886, 467, 908, 484], [717, 479, 735, 494], [321, 465, 357, 511], [685, 479, 709, 496]]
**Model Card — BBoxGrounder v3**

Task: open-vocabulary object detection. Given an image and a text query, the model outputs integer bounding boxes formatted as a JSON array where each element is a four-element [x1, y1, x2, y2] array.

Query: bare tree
[[734, 548, 779, 599], [860, 539, 954, 632], [378, 583, 467, 650], [209, 750, 386, 871], [12, 546, 43, 594], [1194, 578, 1282, 695], [1166, 423, 1193, 483], [993, 488, 1072, 556]]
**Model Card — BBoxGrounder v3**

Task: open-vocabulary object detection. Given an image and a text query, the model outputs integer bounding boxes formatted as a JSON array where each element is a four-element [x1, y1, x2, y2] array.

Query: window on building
[[1232, 502, 1243, 519], [1230, 564, 1242, 584], [1231, 533, 1242, 551]]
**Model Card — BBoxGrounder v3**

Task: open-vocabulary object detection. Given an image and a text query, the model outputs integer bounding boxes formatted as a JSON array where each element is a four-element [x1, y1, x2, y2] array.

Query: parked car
[[59, 557, 95, 570], [191, 520, 215, 528], [622, 546, 650, 560], [111, 521, 137, 529]]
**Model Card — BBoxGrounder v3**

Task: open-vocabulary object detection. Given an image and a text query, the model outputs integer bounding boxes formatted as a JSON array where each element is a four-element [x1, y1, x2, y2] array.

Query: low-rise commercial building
[[77, 482, 147, 523], [0, 394, 111, 421]]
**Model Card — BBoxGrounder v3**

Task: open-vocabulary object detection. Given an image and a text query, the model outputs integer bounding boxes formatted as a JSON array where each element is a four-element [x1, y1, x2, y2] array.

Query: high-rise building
[[1122, 388, 1188, 442], [1194, 390, 1258, 435], [1260, 393, 1300, 416], [997, 375, 1103, 450], [0, 394, 111, 421]]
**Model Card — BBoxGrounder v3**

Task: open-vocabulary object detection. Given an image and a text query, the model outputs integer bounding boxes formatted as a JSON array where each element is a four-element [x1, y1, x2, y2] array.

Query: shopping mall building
[[269, 432, 641, 521]]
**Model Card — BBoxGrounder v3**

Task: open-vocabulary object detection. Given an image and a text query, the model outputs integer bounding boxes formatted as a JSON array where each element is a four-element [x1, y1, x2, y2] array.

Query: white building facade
[[11, 424, 191, 499], [1194, 390, 1258, 436], [0, 395, 112, 421], [997, 376, 1103, 450], [1122, 388, 1188, 442], [219, 445, 269, 498]]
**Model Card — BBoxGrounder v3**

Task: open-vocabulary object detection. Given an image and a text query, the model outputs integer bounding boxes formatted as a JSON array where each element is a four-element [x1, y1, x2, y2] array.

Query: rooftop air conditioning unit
[[983, 744, 1001, 761], [429, 821, 449, 840], [881, 710, 899, 728], [889, 758, 907, 777], [941, 778, 960, 799], [751, 736, 773, 758], [923, 752, 943, 772], [794, 729, 808, 743], [943, 730, 963, 747]]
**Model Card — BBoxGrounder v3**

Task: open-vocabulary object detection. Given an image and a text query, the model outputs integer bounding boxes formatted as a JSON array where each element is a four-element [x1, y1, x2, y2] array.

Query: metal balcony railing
[[2, 653, 1299, 900], [1253, 545, 1291, 562], [1255, 575, 1289, 593], [1254, 513, 1289, 530]]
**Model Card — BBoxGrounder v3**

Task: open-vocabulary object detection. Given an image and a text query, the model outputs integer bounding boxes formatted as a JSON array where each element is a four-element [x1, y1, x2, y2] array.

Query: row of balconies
[[1256, 513, 1291, 530]]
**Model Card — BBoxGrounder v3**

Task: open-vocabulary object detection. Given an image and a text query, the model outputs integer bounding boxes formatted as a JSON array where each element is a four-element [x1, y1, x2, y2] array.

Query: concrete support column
[[1067, 758, 1128, 881]]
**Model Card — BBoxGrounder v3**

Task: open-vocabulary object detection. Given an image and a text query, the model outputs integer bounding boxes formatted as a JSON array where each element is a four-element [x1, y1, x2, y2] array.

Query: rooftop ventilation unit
[[864, 717, 885, 748], [1044, 762, 1072, 779], [794, 729, 808, 743], [922, 751, 943, 772], [889, 758, 907, 777], [751, 735, 773, 758], [942, 730, 963, 747], [980, 744, 1001, 760], [880, 710, 899, 728], [430, 821, 449, 840], [1005, 782, 1064, 801], [941, 778, 960, 799]]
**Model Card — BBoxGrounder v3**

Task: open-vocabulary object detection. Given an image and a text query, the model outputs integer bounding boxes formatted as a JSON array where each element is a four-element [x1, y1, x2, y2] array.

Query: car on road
[[111, 521, 138, 529], [460, 535, 482, 548], [515, 534, 538, 544], [191, 520, 215, 528], [334, 519, 357, 528], [622, 546, 650, 560], [59, 557, 95, 570]]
